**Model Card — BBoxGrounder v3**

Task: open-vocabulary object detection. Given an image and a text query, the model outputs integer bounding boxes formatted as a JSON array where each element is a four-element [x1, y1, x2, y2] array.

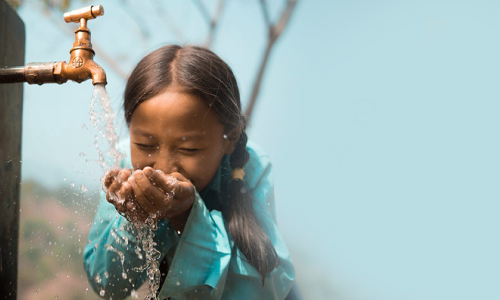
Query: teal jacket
[[83, 140, 295, 299]]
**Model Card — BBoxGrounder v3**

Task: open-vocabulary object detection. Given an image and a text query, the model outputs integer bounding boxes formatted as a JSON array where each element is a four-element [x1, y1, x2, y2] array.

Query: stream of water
[[90, 84, 124, 170]]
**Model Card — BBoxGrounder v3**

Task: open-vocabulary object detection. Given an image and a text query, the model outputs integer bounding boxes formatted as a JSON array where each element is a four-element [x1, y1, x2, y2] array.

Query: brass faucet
[[0, 5, 107, 85]]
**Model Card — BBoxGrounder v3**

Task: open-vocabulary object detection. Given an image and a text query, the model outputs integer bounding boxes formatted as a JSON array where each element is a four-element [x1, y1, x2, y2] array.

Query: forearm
[[166, 207, 192, 234]]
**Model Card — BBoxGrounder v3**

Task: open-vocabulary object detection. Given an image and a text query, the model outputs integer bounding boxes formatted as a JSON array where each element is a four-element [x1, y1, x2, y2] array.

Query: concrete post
[[0, 1, 25, 299]]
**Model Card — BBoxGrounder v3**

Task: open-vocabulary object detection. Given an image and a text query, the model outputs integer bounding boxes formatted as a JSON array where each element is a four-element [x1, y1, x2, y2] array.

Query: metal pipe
[[0, 66, 25, 83]]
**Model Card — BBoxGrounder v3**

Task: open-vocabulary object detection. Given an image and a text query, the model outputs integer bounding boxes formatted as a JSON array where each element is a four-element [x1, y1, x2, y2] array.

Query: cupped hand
[[127, 167, 196, 225], [104, 169, 148, 222]]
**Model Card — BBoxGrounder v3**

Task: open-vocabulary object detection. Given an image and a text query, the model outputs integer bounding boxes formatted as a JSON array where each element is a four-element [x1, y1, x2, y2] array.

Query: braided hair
[[124, 45, 279, 283]]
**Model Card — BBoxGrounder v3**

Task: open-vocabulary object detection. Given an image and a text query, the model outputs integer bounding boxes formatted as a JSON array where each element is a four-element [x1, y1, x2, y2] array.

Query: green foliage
[[18, 179, 99, 299]]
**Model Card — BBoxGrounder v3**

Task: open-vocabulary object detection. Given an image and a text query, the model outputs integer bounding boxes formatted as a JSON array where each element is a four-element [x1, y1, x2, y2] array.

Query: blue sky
[[17, 1, 500, 299]]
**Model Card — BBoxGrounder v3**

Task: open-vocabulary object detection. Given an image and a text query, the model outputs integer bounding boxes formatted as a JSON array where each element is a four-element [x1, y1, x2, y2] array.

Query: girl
[[83, 45, 295, 299]]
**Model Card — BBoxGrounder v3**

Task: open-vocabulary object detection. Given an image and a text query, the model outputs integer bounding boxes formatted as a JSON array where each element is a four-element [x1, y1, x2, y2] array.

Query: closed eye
[[135, 143, 158, 150], [179, 148, 198, 153]]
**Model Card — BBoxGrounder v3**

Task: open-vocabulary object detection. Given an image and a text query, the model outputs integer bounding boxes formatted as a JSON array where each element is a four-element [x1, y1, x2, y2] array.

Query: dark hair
[[123, 45, 279, 283]]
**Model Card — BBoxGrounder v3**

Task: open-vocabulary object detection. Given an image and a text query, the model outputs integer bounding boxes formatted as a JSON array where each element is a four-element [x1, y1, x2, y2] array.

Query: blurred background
[[5, 0, 500, 299]]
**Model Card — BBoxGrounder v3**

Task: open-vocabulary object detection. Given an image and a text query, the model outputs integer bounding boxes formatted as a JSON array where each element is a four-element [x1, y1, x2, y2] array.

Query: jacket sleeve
[[83, 191, 178, 299], [157, 148, 295, 300]]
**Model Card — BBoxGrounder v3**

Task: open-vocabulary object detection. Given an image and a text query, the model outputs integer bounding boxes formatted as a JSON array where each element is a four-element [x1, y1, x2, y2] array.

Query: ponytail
[[224, 132, 280, 285]]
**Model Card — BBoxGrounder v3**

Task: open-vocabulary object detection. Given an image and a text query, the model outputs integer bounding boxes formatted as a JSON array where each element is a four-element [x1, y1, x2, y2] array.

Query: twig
[[244, 0, 298, 122], [192, 0, 211, 24], [259, 0, 272, 28], [192, 0, 226, 48], [151, 0, 186, 42], [121, 0, 151, 42], [205, 0, 226, 48], [274, 0, 298, 38]]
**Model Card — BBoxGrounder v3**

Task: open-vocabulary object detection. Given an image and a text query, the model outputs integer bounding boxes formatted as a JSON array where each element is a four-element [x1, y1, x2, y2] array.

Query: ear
[[223, 129, 240, 155]]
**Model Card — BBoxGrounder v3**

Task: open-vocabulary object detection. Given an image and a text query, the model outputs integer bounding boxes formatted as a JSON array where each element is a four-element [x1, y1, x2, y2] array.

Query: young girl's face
[[129, 87, 234, 192]]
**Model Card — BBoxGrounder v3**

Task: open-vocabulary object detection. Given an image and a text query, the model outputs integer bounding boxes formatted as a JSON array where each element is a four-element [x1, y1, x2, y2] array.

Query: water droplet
[[94, 274, 102, 284], [80, 185, 88, 193], [122, 272, 127, 279], [63, 177, 67, 181], [70, 182, 75, 188], [223, 134, 228, 139], [176, 281, 181, 286], [99, 289, 105, 297]]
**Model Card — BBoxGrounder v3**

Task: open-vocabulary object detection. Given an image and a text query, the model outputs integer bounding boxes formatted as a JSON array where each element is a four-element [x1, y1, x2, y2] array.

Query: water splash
[[80, 185, 88, 193], [104, 244, 128, 280], [94, 274, 102, 284], [131, 217, 162, 300]]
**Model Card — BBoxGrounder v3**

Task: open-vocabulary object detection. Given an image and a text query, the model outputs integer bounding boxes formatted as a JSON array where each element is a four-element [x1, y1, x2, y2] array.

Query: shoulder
[[246, 140, 270, 163], [244, 140, 273, 190]]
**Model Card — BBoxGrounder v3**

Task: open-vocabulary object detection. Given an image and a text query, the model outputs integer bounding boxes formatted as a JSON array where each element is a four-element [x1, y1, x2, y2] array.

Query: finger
[[144, 169, 186, 198], [168, 172, 195, 201], [135, 169, 165, 197], [115, 182, 133, 214], [128, 173, 158, 215], [107, 169, 131, 195], [106, 191, 127, 217], [143, 167, 175, 194], [104, 170, 119, 188], [105, 192, 117, 204]]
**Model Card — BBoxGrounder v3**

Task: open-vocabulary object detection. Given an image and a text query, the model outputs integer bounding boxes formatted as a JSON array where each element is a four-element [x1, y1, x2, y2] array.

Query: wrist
[[167, 207, 192, 234]]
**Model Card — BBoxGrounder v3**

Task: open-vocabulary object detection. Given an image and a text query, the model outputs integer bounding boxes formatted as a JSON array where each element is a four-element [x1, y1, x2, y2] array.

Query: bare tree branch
[[151, 0, 186, 42], [259, 0, 272, 28], [192, 0, 226, 48], [121, 0, 151, 42], [244, 0, 299, 122], [205, 0, 226, 48], [274, 0, 298, 37], [192, 0, 211, 24], [244, 41, 273, 123]]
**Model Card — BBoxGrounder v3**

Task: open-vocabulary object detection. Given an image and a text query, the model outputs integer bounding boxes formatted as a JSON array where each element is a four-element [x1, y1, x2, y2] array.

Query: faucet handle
[[63, 5, 104, 23]]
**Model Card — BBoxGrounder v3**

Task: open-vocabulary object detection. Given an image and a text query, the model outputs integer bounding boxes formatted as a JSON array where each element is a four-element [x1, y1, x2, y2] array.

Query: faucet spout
[[55, 58, 107, 85], [88, 60, 107, 85]]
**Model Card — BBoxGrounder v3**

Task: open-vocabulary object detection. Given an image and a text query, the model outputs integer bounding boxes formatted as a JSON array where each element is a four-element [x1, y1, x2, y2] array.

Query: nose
[[153, 152, 179, 174]]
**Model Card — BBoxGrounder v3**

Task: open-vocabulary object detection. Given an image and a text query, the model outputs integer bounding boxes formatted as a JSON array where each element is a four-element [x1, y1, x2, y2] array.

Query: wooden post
[[0, 1, 25, 299]]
